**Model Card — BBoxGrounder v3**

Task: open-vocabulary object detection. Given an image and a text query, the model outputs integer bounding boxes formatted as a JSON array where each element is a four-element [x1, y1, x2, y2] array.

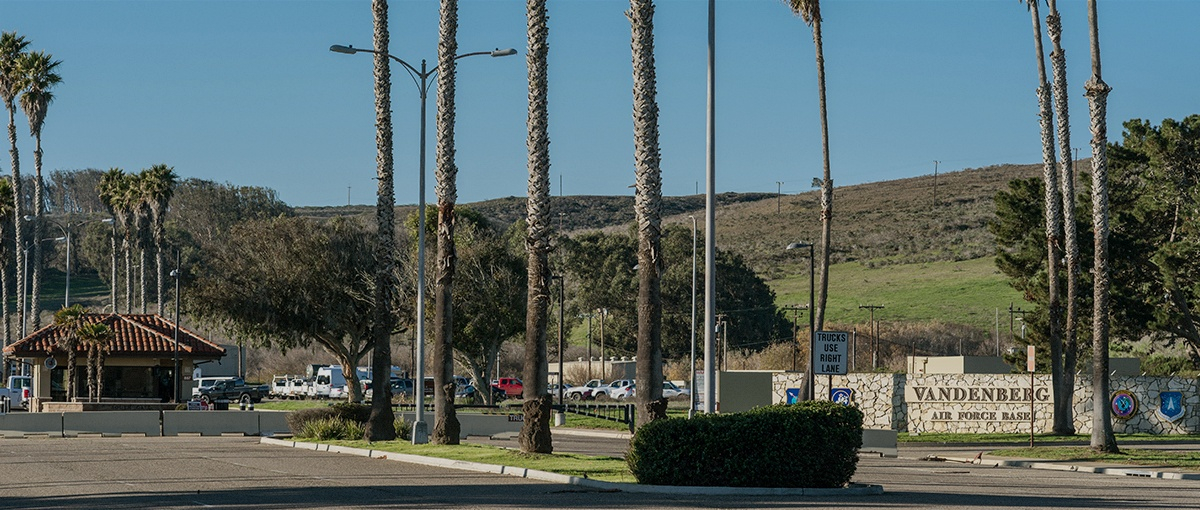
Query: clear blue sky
[[3, 0, 1197, 207]]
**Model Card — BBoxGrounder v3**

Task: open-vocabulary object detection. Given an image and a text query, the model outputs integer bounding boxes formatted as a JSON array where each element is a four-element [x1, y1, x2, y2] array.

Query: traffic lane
[[3, 437, 1198, 509], [851, 454, 1198, 509]]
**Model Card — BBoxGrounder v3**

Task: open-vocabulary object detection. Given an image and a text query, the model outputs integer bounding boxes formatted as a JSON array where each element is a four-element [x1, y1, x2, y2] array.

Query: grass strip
[[991, 446, 1200, 471], [318, 439, 634, 483]]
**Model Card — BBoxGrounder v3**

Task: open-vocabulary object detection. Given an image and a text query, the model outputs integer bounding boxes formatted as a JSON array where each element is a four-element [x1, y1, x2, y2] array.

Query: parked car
[[613, 381, 688, 400], [491, 377, 524, 399], [589, 379, 633, 400], [564, 379, 605, 400], [0, 375, 30, 410], [192, 376, 237, 399], [196, 378, 269, 404]]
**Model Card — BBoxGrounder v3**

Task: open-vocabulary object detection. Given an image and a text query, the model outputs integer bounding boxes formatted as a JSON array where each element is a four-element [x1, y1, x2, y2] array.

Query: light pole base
[[410, 420, 429, 444], [553, 412, 565, 426]]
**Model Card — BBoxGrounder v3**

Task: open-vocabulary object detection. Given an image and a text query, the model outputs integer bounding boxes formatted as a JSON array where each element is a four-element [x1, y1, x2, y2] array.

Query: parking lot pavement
[[4, 436, 1200, 509]]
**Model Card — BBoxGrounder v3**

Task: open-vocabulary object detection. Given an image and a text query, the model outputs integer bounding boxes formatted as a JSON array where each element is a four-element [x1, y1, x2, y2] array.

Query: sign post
[[813, 331, 849, 400], [1027, 345, 1035, 447]]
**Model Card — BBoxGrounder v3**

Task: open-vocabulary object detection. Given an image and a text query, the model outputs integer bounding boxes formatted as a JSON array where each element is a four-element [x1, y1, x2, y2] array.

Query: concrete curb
[[918, 454, 1200, 481], [551, 428, 632, 440], [261, 437, 883, 496]]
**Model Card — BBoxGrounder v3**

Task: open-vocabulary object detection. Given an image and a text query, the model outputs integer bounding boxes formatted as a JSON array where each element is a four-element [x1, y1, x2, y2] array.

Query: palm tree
[[519, 0, 554, 454], [78, 321, 114, 402], [0, 178, 13, 380], [785, 0, 832, 401], [52, 304, 86, 401], [431, 0, 462, 445], [17, 50, 61, 330], [1084, 0, 1117, 453], [1022, 0, 1066, 435], [139, 164, 177, 314], [98, 168, 134, 313], [1045, 0, 1079, 435], [131, 172, 150, 313], [97, 168, 125, 311], [0, 32, 30, 335], [629, 0, 666, 428], [364, 0, 398, 443]]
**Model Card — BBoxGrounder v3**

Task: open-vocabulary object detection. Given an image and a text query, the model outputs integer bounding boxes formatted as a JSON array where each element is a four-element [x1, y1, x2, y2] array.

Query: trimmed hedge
[[627, 401, 863, 488]]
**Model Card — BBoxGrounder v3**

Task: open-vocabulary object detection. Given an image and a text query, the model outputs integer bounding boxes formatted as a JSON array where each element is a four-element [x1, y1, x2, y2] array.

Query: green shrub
[[626, 401, 863, 488], [296, 417, 365, 441], [394, 417, 411, 441], [286, 402, 372, 435]]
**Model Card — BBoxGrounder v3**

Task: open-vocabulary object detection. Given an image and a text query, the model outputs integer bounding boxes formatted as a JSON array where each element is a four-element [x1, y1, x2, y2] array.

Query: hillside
[[295, 163, 1044, 273]]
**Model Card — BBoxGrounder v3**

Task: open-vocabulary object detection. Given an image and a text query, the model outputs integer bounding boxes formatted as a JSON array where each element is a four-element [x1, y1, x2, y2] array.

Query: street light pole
[[330, 43, 516, 444], [688, 215, 697, 418], [170, 251, 181, 403], [787, 242, 816, 401], [551, 275, 565, 406]]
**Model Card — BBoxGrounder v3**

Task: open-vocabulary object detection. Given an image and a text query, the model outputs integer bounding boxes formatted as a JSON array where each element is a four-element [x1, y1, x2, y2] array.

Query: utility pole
[[860, 305, 884, 370], [932, 160, 941, 208], [776, 181, 784, 214], [784, 304, 807, 371], [1008, 303, 1028, 352]]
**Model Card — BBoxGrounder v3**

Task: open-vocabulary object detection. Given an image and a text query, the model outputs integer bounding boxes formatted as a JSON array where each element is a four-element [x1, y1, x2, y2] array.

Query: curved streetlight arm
[[330, 44, 517, 94]]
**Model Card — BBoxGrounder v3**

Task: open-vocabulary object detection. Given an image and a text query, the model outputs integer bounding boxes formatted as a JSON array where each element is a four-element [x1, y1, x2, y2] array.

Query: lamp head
[[329, 44, 359, 55], [490, 48, 518, 57]]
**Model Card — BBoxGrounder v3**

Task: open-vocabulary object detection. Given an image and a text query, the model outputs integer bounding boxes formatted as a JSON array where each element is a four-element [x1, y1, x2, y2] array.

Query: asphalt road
[[1, 436, 1197, 509]]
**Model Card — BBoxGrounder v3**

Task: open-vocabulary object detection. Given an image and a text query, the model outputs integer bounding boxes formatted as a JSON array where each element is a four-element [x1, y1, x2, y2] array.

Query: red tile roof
[[3, 314, 226, 359]]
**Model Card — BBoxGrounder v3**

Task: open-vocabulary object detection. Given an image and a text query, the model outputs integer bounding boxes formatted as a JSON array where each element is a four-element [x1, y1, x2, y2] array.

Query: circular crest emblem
[[44, 357, 58, 370], [1111, 390, 1138, 420]]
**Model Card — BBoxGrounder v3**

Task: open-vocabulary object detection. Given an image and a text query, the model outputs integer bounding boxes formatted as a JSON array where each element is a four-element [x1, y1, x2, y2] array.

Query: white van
[[312, 366, 369, 399]]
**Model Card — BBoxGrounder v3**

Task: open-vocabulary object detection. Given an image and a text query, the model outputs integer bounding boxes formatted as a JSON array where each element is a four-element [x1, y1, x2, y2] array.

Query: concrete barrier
[[397, 412, 522, 439], [0, 413, 63, 438], [62, 411, 161, 437], [861, 428, 898, 458], [258, 410, 291, 436], [163, 411, 260, 436]]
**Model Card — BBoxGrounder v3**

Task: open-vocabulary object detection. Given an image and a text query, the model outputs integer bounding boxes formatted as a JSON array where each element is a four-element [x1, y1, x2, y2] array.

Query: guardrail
[[556, 403, 635, 433]]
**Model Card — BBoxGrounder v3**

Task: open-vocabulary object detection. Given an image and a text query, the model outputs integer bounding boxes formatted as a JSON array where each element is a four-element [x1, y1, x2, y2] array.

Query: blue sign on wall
[[786, 388, 801, 404], [1157, 391, 1185, 422], [830, 388, 853, 406]]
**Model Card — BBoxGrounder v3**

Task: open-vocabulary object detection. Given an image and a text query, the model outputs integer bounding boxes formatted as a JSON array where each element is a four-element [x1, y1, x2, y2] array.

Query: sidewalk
[[900, 442, 1200, 480]]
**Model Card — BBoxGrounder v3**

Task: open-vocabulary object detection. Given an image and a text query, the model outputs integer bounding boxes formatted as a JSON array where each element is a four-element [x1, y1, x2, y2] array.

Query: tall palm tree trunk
[[1, 261, 7, 378], [7, 104, 24, 336], [1046, 0, 1078, 434], [86, 347, 97, 402], [519, 0, 554, 454], [811, 12, 833, 343], [364, 0, 398, 442], [431, 0, 461, 445], [1025, 0, 1066, 435], [123, 238, 132, 313], [65, 346, 75, 401], [629, 0, 666, 428], [30, 136, 43, 329], [1085, 0, 1117, 453], [95, 348, 106, 401]]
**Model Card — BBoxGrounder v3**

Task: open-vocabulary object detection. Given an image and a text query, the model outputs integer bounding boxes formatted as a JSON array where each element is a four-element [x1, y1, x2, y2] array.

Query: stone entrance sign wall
[[768, 371, 1200, 434]]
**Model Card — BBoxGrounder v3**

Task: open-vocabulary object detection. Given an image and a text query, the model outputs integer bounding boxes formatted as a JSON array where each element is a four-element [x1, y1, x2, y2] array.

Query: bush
[[286, 402, 373, 435], [296, 417, 365, 441], [626, 401, 863, 488]]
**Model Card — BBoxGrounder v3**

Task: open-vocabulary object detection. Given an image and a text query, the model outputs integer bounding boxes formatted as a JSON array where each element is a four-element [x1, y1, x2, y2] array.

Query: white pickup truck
[[563, 379, 633, 400], [0, 376, 31, 410]]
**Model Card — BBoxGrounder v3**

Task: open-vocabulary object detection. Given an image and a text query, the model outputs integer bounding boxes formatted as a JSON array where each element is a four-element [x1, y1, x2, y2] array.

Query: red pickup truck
[[491, 377, 524, 398]]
